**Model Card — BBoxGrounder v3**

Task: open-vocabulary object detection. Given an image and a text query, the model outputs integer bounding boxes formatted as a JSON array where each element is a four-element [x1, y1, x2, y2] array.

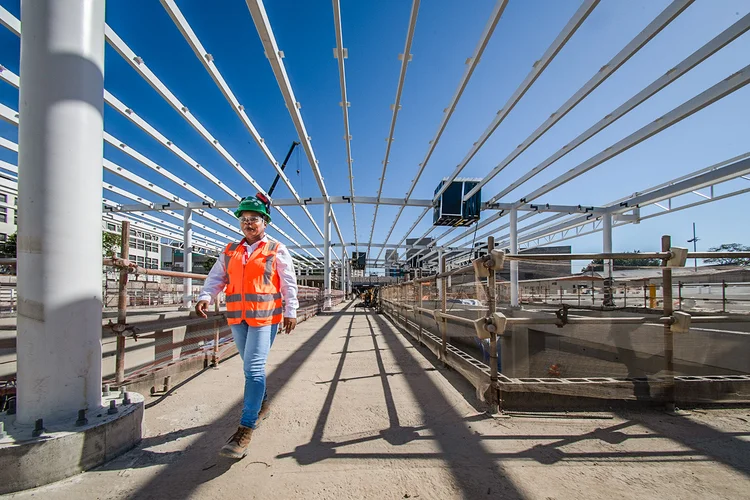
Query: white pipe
[[340, 245, 346, 293], [324, 203, 331, 309], [16, 0, 106, 425], [603, 212, 613, 274], [510, 206, 519, 308], [602, 212, 613, 306], [332, 0, 358, 252], [183, 208, 193, 308], [436, 248, 444, 298], [367, 0, 420, 255]]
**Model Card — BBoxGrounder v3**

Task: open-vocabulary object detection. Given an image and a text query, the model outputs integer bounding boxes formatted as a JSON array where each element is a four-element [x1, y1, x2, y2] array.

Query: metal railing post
[[722, 280, 727, 313], [441, 255, 447, 314], [115, 221, 130, 386], [440, 255, 447, 363], [212, 318, 220, 368], [487, 236, 499, 414], [662, 235, 675, 412], [415, 280, 422, 345]]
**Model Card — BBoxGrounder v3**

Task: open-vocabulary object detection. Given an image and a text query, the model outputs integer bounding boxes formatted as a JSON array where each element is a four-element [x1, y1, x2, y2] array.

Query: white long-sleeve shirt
[[197, 235, 299, 318]]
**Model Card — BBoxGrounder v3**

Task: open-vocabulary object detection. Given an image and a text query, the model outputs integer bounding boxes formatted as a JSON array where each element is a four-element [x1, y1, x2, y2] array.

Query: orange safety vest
[[223, 240, 283, 326]]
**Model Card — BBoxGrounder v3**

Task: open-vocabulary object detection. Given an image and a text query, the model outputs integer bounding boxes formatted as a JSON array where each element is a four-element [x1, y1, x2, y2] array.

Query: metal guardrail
[[382, 235, 750, 411]]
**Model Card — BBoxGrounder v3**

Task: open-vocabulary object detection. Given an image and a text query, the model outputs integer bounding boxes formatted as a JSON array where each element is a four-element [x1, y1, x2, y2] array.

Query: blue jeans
[[231, 321, 278, 428]]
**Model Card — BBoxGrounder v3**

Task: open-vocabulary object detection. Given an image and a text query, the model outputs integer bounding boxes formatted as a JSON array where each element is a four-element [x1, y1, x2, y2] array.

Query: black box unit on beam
[[351, 252, 366, 270], [433, 178, 481, 226]]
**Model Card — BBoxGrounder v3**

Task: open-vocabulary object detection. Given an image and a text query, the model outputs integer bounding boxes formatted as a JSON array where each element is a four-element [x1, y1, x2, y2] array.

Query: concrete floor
[[6, 301, 749, 500]]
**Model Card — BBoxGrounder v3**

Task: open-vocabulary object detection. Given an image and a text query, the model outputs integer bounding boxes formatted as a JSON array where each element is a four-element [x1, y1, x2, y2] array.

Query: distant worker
[[195, 194, 299, 459]]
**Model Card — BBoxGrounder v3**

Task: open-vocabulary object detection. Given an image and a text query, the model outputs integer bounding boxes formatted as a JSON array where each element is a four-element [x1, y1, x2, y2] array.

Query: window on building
[[0, 208, 6, 224], [136, 239, 145, 250], [0, 194, 6, 203], [129, 237, 136, 249], [0, 233, 6, 242], [107, 223, 116, 232], [13, 197, 16, 206], [136, 256, 145, 266], [13, 213, 17, 225]]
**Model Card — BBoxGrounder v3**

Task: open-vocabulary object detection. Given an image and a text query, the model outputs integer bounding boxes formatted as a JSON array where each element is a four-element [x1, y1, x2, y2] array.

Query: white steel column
[[183, 208, 193, 308], [340, 246, 346, 294], [16, 0, 106, 424], [510, 205, 519, 308], [324, 202, 332, 309], [602, 212, 614, 306], [346, 260, 353, 298], [437, 248, 445, 297]]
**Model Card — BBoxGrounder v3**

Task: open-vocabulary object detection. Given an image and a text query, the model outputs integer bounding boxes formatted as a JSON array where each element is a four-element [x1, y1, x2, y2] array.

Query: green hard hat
[[234, 195, 271, 222]]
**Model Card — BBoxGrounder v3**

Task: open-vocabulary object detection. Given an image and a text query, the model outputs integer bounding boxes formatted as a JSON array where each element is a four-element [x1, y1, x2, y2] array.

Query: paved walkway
[[7, 301, 750, 499]]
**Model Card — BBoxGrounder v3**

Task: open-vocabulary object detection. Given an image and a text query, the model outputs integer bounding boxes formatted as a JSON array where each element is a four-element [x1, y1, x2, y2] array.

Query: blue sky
[[0, 0, 749, 267]]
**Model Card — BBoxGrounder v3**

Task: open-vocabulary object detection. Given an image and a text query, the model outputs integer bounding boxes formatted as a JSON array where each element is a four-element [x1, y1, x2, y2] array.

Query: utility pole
[[687, 222, 699, 272]]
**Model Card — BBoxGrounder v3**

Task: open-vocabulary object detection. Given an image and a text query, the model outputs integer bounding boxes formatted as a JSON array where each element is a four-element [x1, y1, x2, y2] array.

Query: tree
[[703, 243, 750, 266], [102, 232, 122, 258], [582, 250, 661, 272], [0, 232, 16, 258], [203, 256, 217, 273]]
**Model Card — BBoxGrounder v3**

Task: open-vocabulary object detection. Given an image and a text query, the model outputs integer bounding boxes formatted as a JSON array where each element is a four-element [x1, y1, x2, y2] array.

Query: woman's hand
[[195, 300, 210, 318], [283, 317, 297, 334]]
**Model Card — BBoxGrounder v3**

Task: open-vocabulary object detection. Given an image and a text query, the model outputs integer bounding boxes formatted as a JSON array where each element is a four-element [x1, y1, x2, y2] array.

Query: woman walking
[[195, 194, 298, 459]]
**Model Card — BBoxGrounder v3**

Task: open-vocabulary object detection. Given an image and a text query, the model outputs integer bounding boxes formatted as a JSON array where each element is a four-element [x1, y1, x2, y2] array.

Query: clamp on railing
[[472, 250, 505, 279], [555, 304, 570, 328], [105, 320, 139, 341], [670, 311, 692, 333], [471, 312, 507, 340]]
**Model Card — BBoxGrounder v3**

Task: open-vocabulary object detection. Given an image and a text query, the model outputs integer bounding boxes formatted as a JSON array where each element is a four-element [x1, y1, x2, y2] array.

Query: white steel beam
[[521, 64, 750, 204], [510, 205, 519, 307], [373, 0, 509, 262], [490, 6, 747, 203], [436, 0, 600, 202], [158, 0, 324, 238], [104, 25, 327, 247], [0, 135, 18, 153], [469, 0, 699, 202], [468, 155, 750, 253], [0, 5, 19, 35], [0, 11, 329, 259], [245, 0, 347, 256], [4, 119, 325, 261], [182, 196, 434, 209], [367, 0, 420, 256], [613, 155, 750, 211], [332, 0, 358, 252]]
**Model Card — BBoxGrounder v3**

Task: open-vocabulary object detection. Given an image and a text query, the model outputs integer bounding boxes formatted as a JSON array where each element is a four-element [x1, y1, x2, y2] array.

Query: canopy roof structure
[[0, 0, 748, 277]]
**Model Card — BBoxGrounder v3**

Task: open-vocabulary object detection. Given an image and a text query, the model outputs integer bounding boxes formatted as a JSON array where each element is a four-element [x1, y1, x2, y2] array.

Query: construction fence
[[0, 255, 345, 405], [380, 237, 750, 411]]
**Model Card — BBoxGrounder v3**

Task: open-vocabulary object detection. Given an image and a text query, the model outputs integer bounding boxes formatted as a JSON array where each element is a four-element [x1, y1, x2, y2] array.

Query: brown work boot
[[219, 425, 253, 459], [257, 399, 272, 424]]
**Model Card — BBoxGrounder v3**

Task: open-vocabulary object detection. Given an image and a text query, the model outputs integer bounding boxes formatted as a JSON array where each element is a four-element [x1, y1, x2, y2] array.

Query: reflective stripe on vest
[[263, 242, 279, 285], [226, 292, 281, 303], [223, 242, 240, 283], [244, 307, 283, 319]]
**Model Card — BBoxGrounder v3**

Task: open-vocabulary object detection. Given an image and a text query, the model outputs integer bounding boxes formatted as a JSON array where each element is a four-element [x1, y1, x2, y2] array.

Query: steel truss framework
[[0, 1, 748, 290]]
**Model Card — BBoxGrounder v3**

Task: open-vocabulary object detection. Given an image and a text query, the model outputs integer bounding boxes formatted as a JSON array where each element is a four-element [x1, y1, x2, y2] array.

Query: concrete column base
[[0, 392, 144, 494]]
